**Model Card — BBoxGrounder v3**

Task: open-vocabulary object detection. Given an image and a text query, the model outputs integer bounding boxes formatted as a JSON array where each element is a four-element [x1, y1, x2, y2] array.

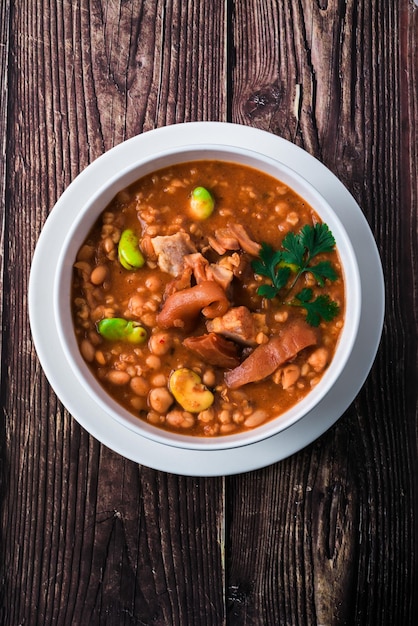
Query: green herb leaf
[[281, 231, 305, 267], [251, 244, 290, 297], [257, 284, 280, 299], [300, 223, 336, 258], [291, 289, 340, 327], [307, 260, 338, 286], [281, 223, 335, 267], [251, 223, 340, 325], [259, 243, 283, 274], [294, 287, 314, 303]]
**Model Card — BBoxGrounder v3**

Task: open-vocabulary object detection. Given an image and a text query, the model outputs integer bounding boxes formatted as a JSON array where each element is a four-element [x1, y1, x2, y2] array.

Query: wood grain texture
[[228, 1, 418, 624], [0, 0, 417, 625], [0, 2, 226, 625]]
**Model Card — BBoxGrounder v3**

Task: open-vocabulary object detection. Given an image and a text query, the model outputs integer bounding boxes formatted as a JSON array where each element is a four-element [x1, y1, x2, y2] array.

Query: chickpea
[[148, 387, 174, 414], [198, 408, 215, 423], [202, 369, 216, 387], [301, 363, 310, 377], [255, 332, 268, 345], [151, 373, 167, 387], [131, 396, 147, 411], [282, 365, 301, 390], [274, 311, 288, 323], [166, 409, 193, 428], [145, 355, 161, 370], [232, 410, 244, 424], [147, 411, 162, 425], [128, 294, 145, 317], [219, 409, 232, 425], [307, 348, 329, 373], [180, 413, 195, 429], [203, 423, 219, 436], [130, 376, 150, 397], [286, 211, 299, 226], [145, 275, 163, 292], [149, 331, 174, 356], [232, 411, 245, 424], [272, 368, 282, 385]]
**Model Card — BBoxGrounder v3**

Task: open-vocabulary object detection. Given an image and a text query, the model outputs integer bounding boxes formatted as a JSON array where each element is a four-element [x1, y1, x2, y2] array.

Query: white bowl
[[54, 143, 361, 451]]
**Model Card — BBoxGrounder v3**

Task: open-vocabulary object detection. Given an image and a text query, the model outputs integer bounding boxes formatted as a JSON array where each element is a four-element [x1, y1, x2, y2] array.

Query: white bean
[[90, 265, 108, 285], [107, 370, 130, 385], [80, 339, 95, 362], [243, 410, 268, 428]]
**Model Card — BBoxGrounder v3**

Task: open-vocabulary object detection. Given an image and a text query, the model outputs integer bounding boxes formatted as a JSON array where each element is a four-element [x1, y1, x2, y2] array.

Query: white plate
[[28, 122, 384, 476]]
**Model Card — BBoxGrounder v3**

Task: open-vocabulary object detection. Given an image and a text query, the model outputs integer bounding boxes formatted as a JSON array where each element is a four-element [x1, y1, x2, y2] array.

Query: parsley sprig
[[251, 244, 291, 299], [251, 223, 340, 327], [289, 288, 340, 327]]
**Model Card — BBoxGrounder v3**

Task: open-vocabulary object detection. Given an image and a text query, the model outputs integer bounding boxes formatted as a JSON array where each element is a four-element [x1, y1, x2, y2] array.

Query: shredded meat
[[163, 253, 235, 298], [183, 333, 240, 368], [210, 228, 240, 254], [140, 234, 157, 261], [184, 253, 210, 283], [164, 265, 193, 297], [227, 223, 261, 256], [206, 264, 234, 291], [224, 319, 317, 389], [209, 223, 261, 256], [183, 252, 234, 291]]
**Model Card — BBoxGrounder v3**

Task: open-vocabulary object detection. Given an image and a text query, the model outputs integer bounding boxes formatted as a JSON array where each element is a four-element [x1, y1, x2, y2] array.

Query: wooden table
[[1, 1, 417, 624]]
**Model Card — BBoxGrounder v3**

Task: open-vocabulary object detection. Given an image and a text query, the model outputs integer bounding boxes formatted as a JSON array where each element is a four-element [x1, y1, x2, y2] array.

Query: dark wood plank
[[0, 1, 227, 624], [0, 0, 10, 361], [0, 0, 417, 624], [0, 2, 11, 619], [227, 1, 418, 624]]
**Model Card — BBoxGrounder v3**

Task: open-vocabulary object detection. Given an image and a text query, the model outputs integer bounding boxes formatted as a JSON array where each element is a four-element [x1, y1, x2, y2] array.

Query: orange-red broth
[[72, 161, 345, 437]]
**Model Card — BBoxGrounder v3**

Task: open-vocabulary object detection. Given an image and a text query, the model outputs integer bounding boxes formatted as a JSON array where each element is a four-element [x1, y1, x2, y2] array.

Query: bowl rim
[[54, 142, 362, 451]]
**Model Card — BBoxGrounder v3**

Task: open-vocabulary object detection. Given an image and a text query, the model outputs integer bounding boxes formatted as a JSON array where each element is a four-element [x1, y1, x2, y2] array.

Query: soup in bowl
[[54, 145, 361, 450]]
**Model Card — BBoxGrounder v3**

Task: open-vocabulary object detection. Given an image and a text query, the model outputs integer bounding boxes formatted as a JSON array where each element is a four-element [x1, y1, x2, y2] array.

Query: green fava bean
[[97, 318, 147, 344], [189, 186, 215, 220], [118, 229, 145, 270]]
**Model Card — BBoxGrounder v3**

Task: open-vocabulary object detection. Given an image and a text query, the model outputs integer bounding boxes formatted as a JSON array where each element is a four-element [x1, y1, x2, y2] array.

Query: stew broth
[[71, 161, 345, 436]]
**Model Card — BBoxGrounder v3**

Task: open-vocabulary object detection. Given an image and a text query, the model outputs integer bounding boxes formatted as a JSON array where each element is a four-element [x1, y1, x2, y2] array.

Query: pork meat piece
[[183, 333, 240, 368], [224, 319, 317, 389], [151, 232, 197, 276], [206, 306, 265, 346]]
